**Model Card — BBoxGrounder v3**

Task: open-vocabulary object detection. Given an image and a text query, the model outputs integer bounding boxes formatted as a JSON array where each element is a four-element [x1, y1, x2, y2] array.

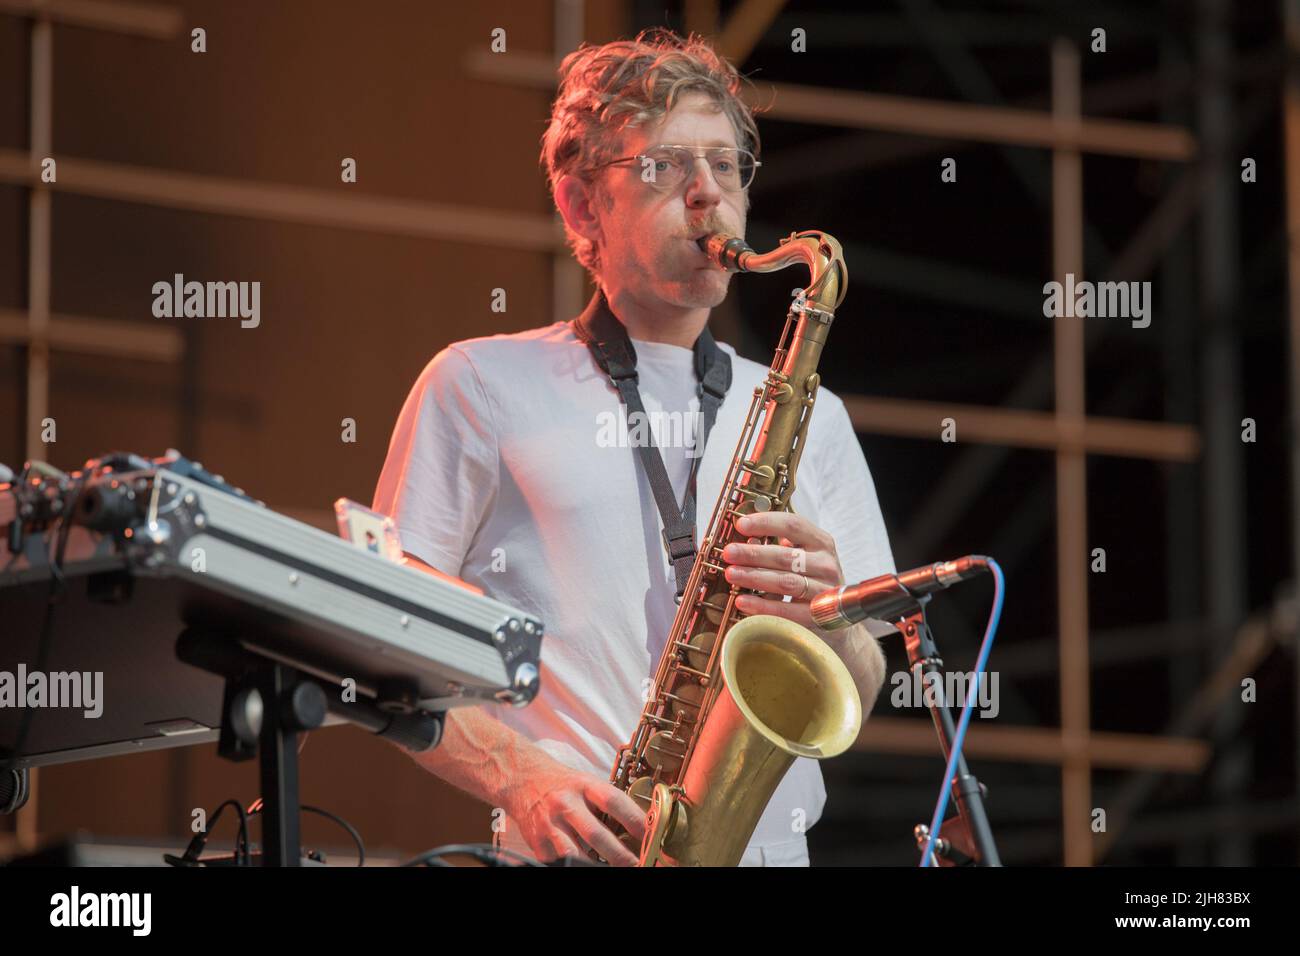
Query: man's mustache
[[681, 217, 737, 240]]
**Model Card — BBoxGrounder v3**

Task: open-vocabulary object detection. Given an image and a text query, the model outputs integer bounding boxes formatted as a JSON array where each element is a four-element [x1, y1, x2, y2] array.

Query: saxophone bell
[[640, 614, 862, 867]]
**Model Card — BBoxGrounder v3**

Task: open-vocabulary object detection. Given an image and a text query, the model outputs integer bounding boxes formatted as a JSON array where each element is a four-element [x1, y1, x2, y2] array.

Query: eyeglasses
[[591, 144, 760, 193]]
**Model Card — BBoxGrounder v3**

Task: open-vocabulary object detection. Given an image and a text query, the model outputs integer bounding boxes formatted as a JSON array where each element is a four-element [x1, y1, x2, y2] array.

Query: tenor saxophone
[[608, 230, 862, 867]]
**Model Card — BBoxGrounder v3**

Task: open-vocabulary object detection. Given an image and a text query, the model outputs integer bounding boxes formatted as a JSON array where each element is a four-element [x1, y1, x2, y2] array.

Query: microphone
[[810, 556, 990, 630]]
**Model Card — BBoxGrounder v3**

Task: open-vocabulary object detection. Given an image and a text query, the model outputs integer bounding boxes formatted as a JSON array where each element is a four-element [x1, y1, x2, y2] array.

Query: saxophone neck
[[699, 231, 847, 317]]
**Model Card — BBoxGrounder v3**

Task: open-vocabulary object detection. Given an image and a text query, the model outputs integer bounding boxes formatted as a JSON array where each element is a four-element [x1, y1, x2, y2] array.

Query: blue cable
[[919, 557, 1004, 867]]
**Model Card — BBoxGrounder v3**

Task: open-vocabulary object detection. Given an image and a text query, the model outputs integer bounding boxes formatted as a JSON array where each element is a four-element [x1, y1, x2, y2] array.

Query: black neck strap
[[573, 290, 732, 598]]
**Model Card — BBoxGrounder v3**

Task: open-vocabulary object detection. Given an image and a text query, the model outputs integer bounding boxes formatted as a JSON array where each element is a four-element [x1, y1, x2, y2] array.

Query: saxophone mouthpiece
[[700, 234, 754, 273]]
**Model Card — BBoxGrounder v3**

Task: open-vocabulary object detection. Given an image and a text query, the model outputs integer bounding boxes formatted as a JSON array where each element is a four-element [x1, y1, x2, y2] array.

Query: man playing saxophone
[[373, 29, 895, 866]]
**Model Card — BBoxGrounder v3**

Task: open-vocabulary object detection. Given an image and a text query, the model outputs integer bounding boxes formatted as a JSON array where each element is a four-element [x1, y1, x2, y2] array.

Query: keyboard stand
[[177, 628, 444, 867]]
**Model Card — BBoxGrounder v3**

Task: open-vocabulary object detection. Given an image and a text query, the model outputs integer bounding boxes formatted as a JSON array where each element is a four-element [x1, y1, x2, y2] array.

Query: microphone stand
[[895, 599, 1002, 866]]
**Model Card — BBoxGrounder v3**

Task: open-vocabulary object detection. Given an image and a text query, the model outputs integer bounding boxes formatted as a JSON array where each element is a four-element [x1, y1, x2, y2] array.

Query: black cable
[[302, 805, 365, 867], [2, 472, 86, 773], [245, 802, 366, 866], [237, 800, 250, 867], [164, 798, 249, 867], [215, 798, 250, 867], [402, 843, 544, 867]]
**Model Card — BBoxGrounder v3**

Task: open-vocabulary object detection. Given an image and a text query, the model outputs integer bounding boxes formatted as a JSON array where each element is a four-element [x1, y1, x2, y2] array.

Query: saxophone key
[[665, 681, 705, 719], [698, 597, 729, 623], [739, 461, 777, 484], [644, 730, 687, 774], [672, 664, 710, 681], [628, 775, 656, 812], [682, 630, 718, 670]]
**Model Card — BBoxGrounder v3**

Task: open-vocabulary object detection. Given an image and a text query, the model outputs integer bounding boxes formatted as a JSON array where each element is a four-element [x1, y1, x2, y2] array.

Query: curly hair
[[540, 29, 760, 282]]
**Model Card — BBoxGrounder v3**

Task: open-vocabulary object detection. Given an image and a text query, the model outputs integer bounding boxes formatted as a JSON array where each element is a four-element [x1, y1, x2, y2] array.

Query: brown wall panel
[[2, 0, 633, 857]]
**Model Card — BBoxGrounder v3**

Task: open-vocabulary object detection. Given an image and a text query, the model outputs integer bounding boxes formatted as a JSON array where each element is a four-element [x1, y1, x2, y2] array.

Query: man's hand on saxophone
[[509, 765, 647, 866], [399, 714, 647, 867], [722, 511, 888, 710]]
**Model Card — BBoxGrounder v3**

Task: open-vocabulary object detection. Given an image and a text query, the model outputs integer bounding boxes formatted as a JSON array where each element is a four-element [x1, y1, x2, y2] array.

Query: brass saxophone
[[608, 230, 863, 867]]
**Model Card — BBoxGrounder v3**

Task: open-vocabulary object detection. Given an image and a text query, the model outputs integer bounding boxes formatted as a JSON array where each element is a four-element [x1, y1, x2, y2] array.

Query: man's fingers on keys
[[584, 779, 648, 841], [569, 811, 639, 866]]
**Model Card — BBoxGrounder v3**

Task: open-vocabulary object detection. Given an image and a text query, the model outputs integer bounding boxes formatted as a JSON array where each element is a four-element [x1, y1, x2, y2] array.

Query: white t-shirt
[[372, 318, 895, 852]]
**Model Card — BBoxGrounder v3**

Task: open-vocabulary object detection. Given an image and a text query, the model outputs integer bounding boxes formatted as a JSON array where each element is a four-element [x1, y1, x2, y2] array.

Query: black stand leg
[[216, 658, 324, 867], [896, 605, 1002, 867], [177, 627, 443, 867], [257, 663, 305, 867]]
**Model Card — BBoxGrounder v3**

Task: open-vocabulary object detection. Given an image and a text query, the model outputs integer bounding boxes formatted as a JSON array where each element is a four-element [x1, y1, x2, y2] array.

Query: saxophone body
[[609, 230, 863, 867]]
